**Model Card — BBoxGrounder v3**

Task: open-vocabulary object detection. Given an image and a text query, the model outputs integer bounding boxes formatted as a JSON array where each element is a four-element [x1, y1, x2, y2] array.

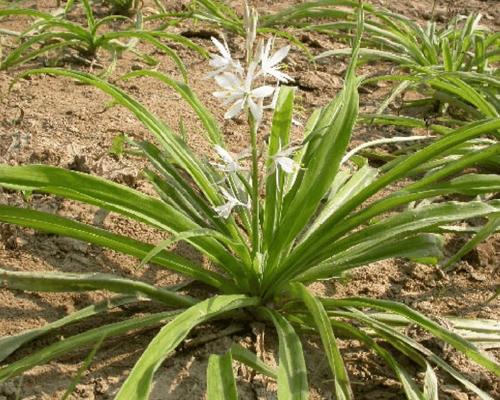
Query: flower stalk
[[249, 113, 261, 261], [208, 3, 298, 287]]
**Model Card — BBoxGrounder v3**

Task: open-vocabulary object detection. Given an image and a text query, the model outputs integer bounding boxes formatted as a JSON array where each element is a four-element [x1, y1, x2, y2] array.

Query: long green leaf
[[273, 194, 500, 293], [263, 86, 295, 249], [81, 0, 95, 32], [308, 200, 500, 270], [0, 310, 181, 382], [61, 334, 104, 400], [0, 295, 137, 362], [0, 205, 238, 293], [0, 269, 197, 307], [288, 310, 427, 400], [365, 313, 500, 349], [315, 47, 414, 65], [10, 69, 222, 206], [102, 31, 190, 82], [0, 9, 52, 19], [0, 165, 246, 283], [229, 344, 277, 379], [423, 361, 439, 400], [300, 162, 378, 244], [427, 76, 499, 120], [20, 18, 92, 42], [137, 228, 239, 271], [115, 295, 259, 400], [0, 31, 82, 70], [0, 165, 197, 233], [118, 70, 223, 145], [286, 117, 500, 278], [261, 308, 308, 400], [297, 233, 444, 283], [207, 352, 238, 400], [291, 284, 352, 400], [260, 0, 368, 28], [263, 9, 363, 287], [328, 319, 427, 400], [441, 217, 500, 272], [404, 144, 500, 190], [323, 298, 500, 376], [125, 137, 240, 244], [271, 51, 359, 253], [329, 307, 496, 400]]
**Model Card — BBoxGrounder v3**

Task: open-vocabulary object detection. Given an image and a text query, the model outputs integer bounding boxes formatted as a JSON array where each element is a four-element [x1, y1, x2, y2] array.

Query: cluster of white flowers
[[208, 3, 291, 123], [209, 3, 301, 219]]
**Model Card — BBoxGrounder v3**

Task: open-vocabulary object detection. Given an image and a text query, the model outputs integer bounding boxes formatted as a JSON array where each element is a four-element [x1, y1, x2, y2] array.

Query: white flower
[[272, 156, 298, 173], [212, 145, 250, 176], [213, 63, 275, 121], [268, 144, 302, 174], [256, 39, 292, 83], [266, 84, 281, 110], [267, 144, 303, 190], [214, 187, 250, 219], [207, 37, 243, 78]]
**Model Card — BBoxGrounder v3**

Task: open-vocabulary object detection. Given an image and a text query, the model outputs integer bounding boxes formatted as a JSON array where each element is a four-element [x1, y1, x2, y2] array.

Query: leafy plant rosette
[[312, 9, 500, 73], [107, 0, 140, 15], [311, 6, 500, 125], [0, 0, 206, 80], [1, 4, 500, 399]]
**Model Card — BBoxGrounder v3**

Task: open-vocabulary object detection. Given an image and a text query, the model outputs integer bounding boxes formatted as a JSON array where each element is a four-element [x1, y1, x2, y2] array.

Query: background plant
[[176, 0, 377, 62], [308, 2, 500, 275], [313, 10, 500, 72], [107, 0, 140, 15], [0, 0, 207, 79], [0, 3, 500, 400], [311, 5, 500, 122]]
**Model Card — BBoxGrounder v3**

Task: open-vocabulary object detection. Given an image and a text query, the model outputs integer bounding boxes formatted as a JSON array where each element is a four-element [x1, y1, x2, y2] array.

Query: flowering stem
[[249, 113, 261, 265]]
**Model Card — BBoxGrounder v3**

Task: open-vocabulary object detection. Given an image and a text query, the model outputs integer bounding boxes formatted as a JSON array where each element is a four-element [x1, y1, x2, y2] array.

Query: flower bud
[[243, 3, 258, 62], [253, 39, 264, 65]]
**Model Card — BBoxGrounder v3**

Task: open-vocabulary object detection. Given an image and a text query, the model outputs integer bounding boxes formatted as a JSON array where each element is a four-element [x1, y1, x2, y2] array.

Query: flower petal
[[248, 97, 262, 122], [212, 37, 231, 60], [225, 98, 245, 119], [268, 45, 290, 68], [275, 157, 297, 173], [269, 69, 292, 83], [214, 145, 234, 164], [214, 202, 233, 219], [263, 39, 272, 60], [252, 85, 275, 98], [213, 90, 229, 99], [215, 72, 241, 90]]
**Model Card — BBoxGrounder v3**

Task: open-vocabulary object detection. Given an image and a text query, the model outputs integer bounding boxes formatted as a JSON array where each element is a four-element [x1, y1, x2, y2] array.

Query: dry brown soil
[[1, 0, 500, 399]]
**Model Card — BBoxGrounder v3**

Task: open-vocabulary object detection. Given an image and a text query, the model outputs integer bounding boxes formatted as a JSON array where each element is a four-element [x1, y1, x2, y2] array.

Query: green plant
[[107, 0, 140, 15], [0, 0, 207, 79], [182, 0, 374, 61], [311, 5, 500, 125], [1, 4, 500, 399], [313, 9, 500, 74], [0, 0, 30, 7]]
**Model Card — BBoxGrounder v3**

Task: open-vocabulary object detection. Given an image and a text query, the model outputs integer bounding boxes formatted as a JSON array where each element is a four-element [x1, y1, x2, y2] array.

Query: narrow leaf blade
[[291, 283, 352, 400], [207, 352, 238, 400], [115, 295, 259, 400], [261, 308, 308, 400]]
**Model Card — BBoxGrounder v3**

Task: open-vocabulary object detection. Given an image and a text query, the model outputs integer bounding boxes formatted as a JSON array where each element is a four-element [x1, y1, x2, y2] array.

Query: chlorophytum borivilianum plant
[[1, 3, 500, 399], [311, 5, 500, 121], [0, 0, 207, 80]]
